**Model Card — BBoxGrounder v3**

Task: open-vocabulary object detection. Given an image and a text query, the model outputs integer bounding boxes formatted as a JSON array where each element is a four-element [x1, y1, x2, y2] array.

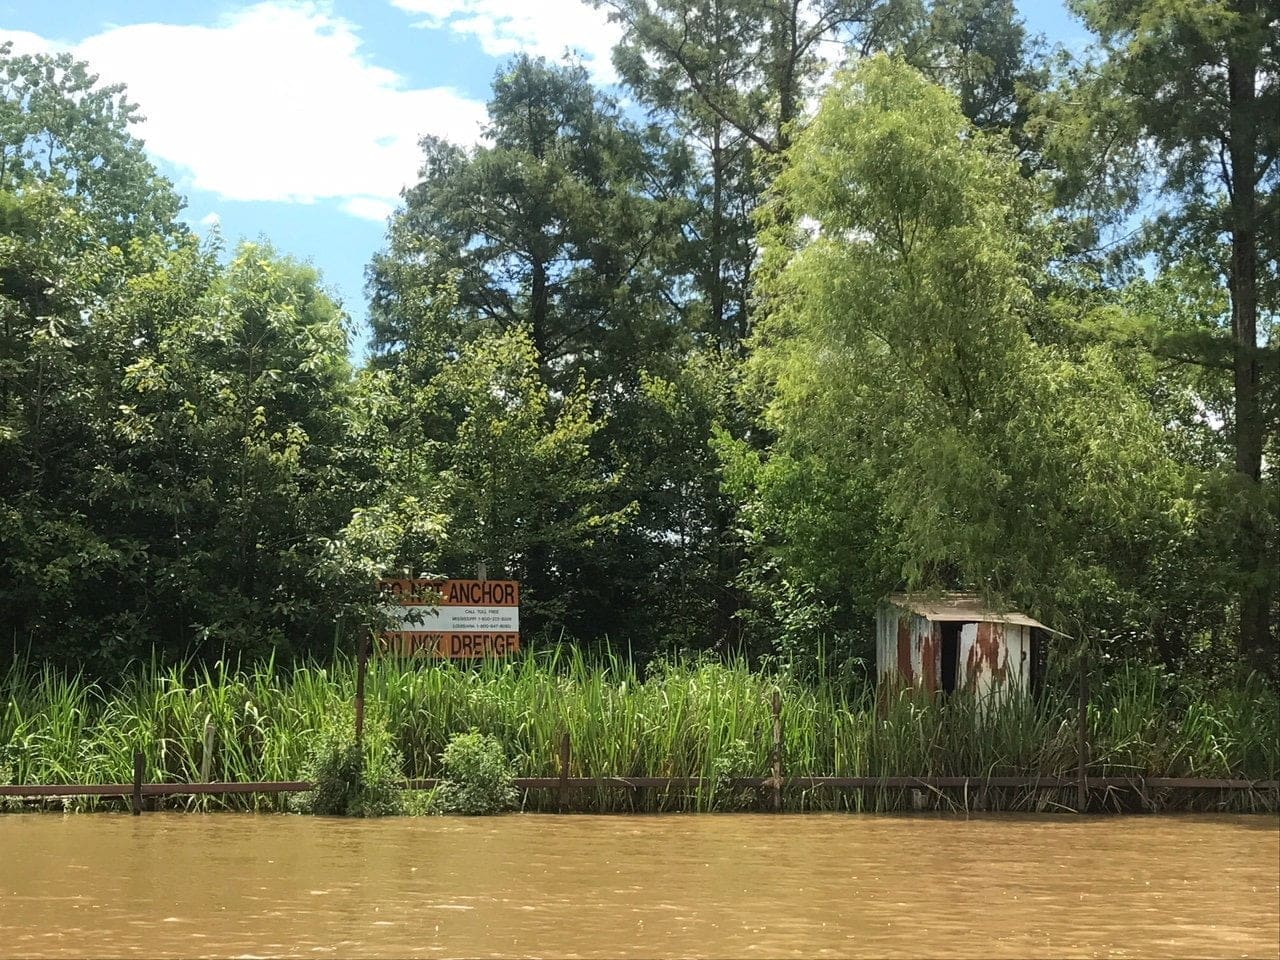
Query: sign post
[[376, 578, 521, 659], [355, 631, 370, 749]]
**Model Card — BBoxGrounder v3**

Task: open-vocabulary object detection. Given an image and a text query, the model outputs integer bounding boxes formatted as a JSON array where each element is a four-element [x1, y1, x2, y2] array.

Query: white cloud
[[341, 196, 397, 221], [392, 0, 621, 84], [0, 29, 55, 55], [6, 3, 487, 217], [199, 211, 222, 228]]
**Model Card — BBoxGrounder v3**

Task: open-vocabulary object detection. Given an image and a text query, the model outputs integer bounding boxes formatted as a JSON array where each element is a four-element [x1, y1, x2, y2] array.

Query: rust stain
[[919, 623, 939, 693], [965, 622, 1007, 688], [897, 619, 914, 684], [983, 623, 1008, 683]]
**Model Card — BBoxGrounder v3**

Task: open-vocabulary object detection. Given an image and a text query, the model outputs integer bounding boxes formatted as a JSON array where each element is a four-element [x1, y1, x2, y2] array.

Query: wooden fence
[[1, 770, 1276, 813]]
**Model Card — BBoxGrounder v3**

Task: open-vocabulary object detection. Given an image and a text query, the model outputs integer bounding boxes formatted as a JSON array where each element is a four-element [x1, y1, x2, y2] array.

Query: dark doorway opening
[[940, 622, 961, 694], [1030, 628, 1048, 697]]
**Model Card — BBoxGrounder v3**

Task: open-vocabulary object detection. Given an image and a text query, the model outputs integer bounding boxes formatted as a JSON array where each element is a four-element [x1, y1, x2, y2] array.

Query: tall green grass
[[2, 649, 1276, 812]]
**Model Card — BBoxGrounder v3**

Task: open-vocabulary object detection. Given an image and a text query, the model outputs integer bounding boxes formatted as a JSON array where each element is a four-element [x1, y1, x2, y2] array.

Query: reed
[[2, 649, 1276, 813]]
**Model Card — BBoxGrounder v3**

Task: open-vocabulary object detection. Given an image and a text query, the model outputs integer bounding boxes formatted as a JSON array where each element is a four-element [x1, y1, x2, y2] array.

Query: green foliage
[[363, 54, 736, 648], [0, 42, 183, 244], [1036, 0, 1278, 665], [0, 51, 192, 668], [893, 0, 1050, 171], [0, 754, 21, 812], [292, 711, 404, 818], [434, 730, 519, 816], [710, 737, 757, 811], [737, 55, 1195, 651], [401, 789, 439, 816], [427, 329, 632, 598], [339, 321, 636, 630], [0, 15, 1272, 689], [368, 55, 686, 393], [0, 42, 377, 669], [1, 653, 1276, 813]]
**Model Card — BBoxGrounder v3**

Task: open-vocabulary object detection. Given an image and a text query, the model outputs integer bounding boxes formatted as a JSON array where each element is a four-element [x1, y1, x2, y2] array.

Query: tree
[[340, 316, 635, 636], [369, 55, 688, 396], [600, 0, 909, 347], [423, 327, 635, 630], [600, 0, 898, 157], [0, 43, 182, 247], [369, 54, 747, 650], [895, 0, 1050, 170], [602, 0, 906, 645], [1039, 0, 1279, 666], [736, 55, 1188, 651], [605, 0, 767, 347], [122, 244, 360, 660], [0, 45, 189, 667]]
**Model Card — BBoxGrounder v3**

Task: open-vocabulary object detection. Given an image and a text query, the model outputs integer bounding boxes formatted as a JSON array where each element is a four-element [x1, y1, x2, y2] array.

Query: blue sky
[[2, 1, 1088, 350]]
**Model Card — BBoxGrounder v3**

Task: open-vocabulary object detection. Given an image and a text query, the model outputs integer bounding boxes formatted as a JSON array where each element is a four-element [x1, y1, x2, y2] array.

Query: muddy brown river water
[[0, 813, 1276, 959]]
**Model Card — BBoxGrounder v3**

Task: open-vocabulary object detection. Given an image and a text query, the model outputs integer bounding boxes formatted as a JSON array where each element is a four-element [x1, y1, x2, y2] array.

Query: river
[[1, 813, 1276, 958]]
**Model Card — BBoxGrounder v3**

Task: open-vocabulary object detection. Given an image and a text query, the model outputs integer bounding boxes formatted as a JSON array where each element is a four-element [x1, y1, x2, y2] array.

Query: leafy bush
[[292, 712, 404, 817], [401, 789, 439, 816], [435, 730, 518, 815], [0, 759, 23, 813], [711, 738, 759, 811]]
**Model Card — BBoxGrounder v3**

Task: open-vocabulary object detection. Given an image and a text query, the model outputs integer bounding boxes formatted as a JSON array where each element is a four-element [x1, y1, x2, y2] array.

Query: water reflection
[[1, 813, 1276, 958]]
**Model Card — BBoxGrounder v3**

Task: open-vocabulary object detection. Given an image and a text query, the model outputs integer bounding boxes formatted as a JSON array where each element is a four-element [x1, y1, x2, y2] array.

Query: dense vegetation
[[1, 0, 1276, 687], [2, 652, 1275, 811]]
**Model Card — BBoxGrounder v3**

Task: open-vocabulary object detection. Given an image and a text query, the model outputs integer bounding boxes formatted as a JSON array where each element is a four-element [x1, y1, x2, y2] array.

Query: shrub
[[435, 730, 518, 815], [0, 759, 22, 813], [711, 738, 759, 811], [292, 712, 404, 817], [401, 789, 439, 816]]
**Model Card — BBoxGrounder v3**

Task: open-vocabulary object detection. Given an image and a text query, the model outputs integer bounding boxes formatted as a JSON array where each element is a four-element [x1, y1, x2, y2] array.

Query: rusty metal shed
[[876, 594, 1061, 703]]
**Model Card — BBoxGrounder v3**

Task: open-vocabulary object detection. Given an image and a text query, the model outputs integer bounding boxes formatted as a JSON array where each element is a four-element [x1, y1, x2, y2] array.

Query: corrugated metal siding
[[958, 621, 1030, 702], [875, 605, 896, 681], [876, 607, 942, 693], [877, 603, 1033, 705]]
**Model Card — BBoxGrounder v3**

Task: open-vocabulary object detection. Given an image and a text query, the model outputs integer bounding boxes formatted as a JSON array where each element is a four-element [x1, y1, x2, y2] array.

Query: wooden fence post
[[131, 750, 144, 816], [558, 731, 571, 812], [355, 632, 370, 749], [1077, 650, 1089, 813], [771, 689, 783, 813]]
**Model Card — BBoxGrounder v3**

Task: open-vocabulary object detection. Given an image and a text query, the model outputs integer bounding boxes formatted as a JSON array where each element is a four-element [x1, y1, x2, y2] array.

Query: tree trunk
[[775, 0, 802, 151], [1226, 16, 1272, 669], [531, 253, 549, 384], [710, 129, 728, 347]]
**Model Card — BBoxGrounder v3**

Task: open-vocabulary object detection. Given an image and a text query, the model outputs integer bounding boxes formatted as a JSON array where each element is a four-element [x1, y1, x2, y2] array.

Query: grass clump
[[434, 730, 518, 815], [292, 712, 403, 817]]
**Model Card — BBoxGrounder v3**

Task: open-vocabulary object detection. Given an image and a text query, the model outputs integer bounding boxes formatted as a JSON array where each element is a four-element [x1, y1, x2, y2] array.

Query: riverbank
[[3, 650, 1276, 813]]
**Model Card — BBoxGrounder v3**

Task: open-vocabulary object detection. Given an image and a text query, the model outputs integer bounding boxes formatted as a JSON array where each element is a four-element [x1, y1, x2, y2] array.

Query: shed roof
[[886, 593, 1065, 633]]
